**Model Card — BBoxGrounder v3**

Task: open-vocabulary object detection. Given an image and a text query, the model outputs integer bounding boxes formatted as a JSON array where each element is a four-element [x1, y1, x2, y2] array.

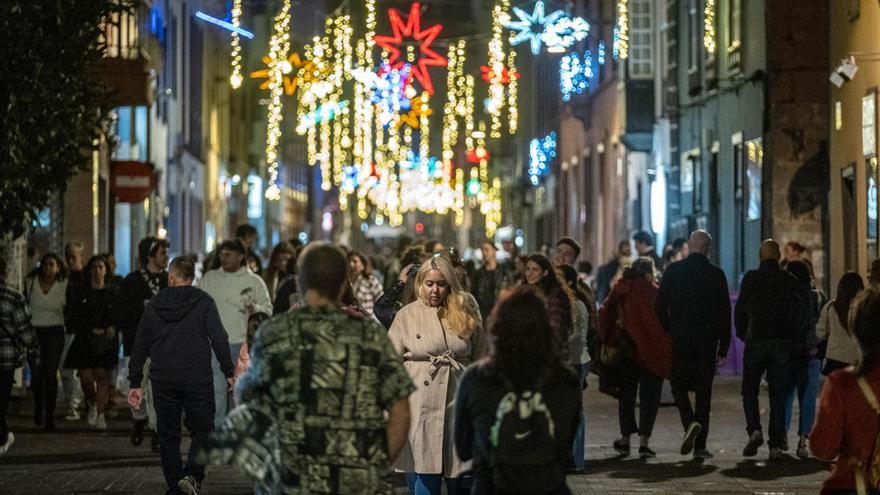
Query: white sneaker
[[95, 414, 107, 431], [64, 407, 81, 421], [87, 404, 97, 426], [0, 432, 14, 455]]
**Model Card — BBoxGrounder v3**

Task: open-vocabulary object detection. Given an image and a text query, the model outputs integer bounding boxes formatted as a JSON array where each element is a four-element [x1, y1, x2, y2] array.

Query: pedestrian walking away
[[221, 242, 413, 494], [197, 238, 271, 428], [656, 230, 731, 459], [0, 257, 40, 455], [115, 236, 169, 448], [128, 255, 234, 495], [23, 252, 68, 431], [454, 285, 581, 495], [816, 272, 865, 375], [388, 255, 488, 495], [599, 258, 671, 459], [734, 240, 808, 460]]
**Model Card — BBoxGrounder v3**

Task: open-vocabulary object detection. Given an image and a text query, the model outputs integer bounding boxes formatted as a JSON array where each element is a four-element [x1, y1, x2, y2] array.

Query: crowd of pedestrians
[[2, 225, 880, 494]]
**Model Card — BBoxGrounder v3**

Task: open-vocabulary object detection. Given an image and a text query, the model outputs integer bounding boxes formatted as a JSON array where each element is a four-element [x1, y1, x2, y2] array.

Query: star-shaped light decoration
[[373, 2, 448, 95], [479, 65, 521, 85], [396, 94, 433, 129], [503, 1, 565, 55], [250, 53, 312, 96]]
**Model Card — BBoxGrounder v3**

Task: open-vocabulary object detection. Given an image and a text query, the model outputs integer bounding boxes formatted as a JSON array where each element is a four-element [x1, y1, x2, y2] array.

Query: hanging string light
[[616, 0, 629, 59], [704, 0, 716, 55], [229, 0, 244, 88], [264, 0, 291, 201]]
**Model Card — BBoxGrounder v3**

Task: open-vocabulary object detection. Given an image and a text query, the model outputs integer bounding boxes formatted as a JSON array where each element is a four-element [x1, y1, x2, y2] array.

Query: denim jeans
[[153, 382, 215, 491], [784, 357, 821, 436], [741, 340, 796, 448], [404, 473, 461, 495], [571, 363, 589, 470], [211, 342, 241, 429]]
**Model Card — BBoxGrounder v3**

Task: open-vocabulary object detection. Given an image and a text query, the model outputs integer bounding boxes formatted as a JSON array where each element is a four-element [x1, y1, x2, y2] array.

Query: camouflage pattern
[[235, 304, 414, 494]]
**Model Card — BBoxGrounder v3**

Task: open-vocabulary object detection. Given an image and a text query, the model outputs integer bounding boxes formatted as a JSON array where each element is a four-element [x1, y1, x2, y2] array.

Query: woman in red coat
[[811, 286, 880, 494], [599, 257, 672, 459]]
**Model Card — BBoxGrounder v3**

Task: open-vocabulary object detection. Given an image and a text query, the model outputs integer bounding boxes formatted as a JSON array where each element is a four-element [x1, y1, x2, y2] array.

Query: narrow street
[[0, 376, 828, 494]]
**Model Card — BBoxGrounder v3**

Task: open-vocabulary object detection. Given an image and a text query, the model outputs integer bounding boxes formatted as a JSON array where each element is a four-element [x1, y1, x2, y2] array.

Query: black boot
[[131, 419, 147, 446]]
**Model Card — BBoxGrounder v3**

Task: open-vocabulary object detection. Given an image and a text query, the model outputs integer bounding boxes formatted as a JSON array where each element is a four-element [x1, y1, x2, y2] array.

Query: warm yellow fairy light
[[320, 117, 332, 190], [507, 47, 518, 134], [229, 0, 243, 89], [264, 0, 291, 201], [704, 0, 716, 55], [454, 168, 465, 225], [487, 0, 510, 138], [419, 92, 430, 164], [617, 0, 629, 60]]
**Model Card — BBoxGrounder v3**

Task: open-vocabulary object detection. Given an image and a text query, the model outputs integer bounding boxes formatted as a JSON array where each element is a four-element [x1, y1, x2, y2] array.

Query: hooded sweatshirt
[[129, 286, 234, 388], [198, 266, 272, 344]]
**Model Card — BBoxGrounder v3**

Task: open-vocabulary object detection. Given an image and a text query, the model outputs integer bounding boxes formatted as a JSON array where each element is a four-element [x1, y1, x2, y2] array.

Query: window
[[728, 0, 741, 50], [113, 106, 149, 161], [863, 93, 876, 158], [629, 0, 654, 78], [687, 0, 699, 71], [744, 138, 762, 221]]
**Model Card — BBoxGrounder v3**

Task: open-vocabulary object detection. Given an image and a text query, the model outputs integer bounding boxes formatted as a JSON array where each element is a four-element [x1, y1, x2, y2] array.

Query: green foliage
[[0, 0, 131, 237]]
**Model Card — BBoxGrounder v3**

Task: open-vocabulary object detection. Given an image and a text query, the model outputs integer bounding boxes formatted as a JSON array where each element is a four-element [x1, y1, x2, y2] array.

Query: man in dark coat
[[656, 230, 731, 459], [116, 236, 169, 447], [734, 239, 808, 460], [633, 231, 664, 275], [128, 255, 233, 495]]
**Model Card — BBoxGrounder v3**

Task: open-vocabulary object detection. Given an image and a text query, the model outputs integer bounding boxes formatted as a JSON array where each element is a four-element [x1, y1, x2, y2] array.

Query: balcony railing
[[100, 1, 150, 61]]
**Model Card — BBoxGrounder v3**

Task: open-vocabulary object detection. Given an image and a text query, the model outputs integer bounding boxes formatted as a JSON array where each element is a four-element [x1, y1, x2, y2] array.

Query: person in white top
[[198, 239, 271, 428], [24, 253, 69, 431], [816, 272, 865, 375]]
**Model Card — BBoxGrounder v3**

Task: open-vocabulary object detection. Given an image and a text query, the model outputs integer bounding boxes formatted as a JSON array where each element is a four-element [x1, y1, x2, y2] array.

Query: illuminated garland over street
[[263, 0, 291, 201], [229, 0, 244, 88]]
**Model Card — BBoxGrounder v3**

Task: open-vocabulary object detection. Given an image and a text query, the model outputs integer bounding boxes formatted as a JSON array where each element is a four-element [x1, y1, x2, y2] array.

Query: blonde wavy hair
[[416, 255, 479, 339]]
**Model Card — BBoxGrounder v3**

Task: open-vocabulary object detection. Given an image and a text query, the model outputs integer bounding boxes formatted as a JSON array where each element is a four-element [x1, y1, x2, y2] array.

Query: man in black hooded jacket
[[128, 255, 234, 495]]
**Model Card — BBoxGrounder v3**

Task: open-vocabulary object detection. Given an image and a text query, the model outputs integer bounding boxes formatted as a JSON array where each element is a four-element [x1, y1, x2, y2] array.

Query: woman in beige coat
[[388, 255, 487, 495]]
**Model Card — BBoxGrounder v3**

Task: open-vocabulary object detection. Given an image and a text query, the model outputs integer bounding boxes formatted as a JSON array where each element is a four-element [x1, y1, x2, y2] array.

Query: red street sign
[[111, 161, 156, 203]]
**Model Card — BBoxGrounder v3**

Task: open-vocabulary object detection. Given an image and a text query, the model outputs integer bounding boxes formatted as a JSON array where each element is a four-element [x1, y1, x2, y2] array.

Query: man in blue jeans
[[734, 240, 808, 461], [128, 255, 234, 494]]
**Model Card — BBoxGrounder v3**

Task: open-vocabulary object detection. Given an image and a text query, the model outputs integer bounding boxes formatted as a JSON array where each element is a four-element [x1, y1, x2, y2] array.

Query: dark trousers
[[741, 340, 796, 448], [670, 341, 716, 450], [30, 326, 65, 421], [617, 363, 664, 437], [0, 369, 14, 443], [153, 382, 215, 491]]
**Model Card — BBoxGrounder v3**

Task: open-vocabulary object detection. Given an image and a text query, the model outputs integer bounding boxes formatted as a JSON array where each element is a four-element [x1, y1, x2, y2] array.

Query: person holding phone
[[374, 245, 430, 329]]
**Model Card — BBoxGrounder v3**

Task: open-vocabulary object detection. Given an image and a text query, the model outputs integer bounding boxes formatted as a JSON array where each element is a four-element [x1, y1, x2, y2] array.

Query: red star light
[[373, 3, 448, 95], [480, 65, 521, 85]]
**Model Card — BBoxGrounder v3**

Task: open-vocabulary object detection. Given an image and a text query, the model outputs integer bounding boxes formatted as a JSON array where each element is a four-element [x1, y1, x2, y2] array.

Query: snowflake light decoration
[[529, 132, 557, 185], [542, 15, 590, 51], [373, 2, 448, 95], [503, 1, 565, 55], [560, 52, 593, 102], [371, 63, 413, 127]]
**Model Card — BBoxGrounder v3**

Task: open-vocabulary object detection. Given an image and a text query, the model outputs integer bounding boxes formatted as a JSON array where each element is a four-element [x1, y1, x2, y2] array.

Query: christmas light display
[[529, 132, 557, 185], [229, 0, 244, 89], [704, 0, 716, 55], [503, 1, 565, 55], [371, 63, 413, 127], [542, 15, 590, 52], [598, 40, 606, 65], [250, 53, 312, 96], [560, 51, 593, 102], [480, 65, 520, 85], [194, 11, 254, 39], [373, 2, 448, 95], [296, 100, 349, 135], [616, 0, 629, 59], [263, 0, 291, 201]]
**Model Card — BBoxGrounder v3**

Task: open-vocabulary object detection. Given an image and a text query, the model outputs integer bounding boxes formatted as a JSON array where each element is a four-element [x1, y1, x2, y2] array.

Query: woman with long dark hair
[[599, 257, 671, 458], [348, 250, 384, 316], [816, 272, 865, 374], [523, 254, 575, 363], [558, 264, 591, 470], [454, 285, 581, 494], [24, 253, 69, 430], [63, 255, 118, 431], [811, 286, 880, 493], [262, 242, 294, 303]]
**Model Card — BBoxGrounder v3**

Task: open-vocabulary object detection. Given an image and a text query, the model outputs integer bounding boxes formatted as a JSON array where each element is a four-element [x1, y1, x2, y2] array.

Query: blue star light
[[529, 132, 557, 185], [598, 40, 606, 65], [542, 15, 590, 52], [504, 1, 565, 55]]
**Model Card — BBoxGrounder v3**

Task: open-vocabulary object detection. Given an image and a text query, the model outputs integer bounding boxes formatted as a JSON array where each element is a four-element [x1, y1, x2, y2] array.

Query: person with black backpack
[[454, 285, 581, 495]]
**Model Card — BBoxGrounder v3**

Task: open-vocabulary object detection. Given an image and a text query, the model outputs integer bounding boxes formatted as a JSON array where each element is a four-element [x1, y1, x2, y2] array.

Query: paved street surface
[[0, 376, 829, 494]]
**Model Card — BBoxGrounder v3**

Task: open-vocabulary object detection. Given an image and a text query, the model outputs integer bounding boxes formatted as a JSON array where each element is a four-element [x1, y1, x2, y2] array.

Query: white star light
[[503, 1, 565, 55]]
